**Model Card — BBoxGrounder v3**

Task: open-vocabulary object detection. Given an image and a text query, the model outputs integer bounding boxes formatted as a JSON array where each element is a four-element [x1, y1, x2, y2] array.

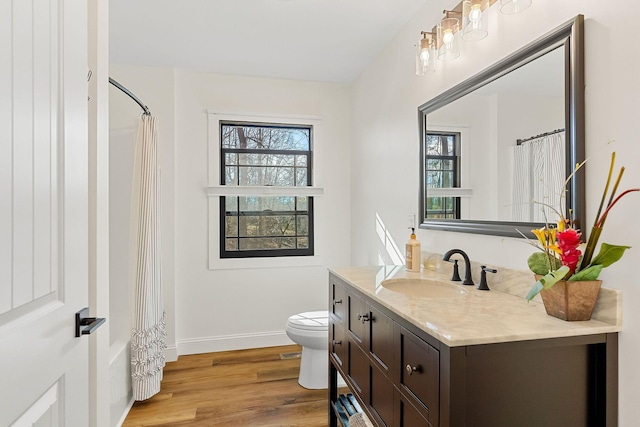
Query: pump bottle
[[406, 228, 421, 272]]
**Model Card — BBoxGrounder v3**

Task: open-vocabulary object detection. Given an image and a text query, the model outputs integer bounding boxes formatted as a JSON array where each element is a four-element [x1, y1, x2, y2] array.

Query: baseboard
[[114, 397, 135, 427], [177, 330, 295, 356], [165, 345, 178, 362]]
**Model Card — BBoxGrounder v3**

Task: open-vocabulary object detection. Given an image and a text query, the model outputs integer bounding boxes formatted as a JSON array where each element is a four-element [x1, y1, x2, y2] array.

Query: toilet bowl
[[286, 311, 330, 389]]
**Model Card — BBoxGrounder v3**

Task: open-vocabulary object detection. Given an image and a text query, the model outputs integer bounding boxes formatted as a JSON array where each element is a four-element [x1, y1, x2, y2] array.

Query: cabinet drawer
[[397, 326, 439, 423], [331, 322, 347, 369], [331, 281, 347, 323]]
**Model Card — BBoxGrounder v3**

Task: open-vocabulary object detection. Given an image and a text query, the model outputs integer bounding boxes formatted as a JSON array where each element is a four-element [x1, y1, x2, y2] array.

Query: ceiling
[[109, 0, 429, 83]]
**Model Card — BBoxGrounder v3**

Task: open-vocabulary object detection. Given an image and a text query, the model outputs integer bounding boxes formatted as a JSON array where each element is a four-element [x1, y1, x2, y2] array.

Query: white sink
[[380, 278, 467, 299]]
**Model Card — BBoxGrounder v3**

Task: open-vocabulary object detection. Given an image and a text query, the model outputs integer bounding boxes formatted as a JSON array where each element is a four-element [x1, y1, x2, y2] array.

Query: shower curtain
[[130, 115, 167, 401], [512, 131, 565, 222]]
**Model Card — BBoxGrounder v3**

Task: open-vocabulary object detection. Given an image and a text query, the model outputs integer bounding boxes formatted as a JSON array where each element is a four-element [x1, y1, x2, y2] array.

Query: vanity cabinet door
[[331, 280, 347, 323], [348, 292, 368, 344], [368, 305, 394, 373], [369, 362, 394, 427], [348, 338, 394, 427], [394, 388, 433, 427], [348, 340, 370, 399], [330, 322, 347, 369], [397, 326, 440, 425]]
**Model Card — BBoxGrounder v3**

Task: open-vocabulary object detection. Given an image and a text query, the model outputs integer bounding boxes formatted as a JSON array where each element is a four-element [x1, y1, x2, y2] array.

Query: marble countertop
[[329, 262, 622, 347]]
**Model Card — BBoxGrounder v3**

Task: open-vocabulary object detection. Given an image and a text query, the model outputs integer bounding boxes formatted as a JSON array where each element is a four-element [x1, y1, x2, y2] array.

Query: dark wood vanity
[[328, 272, 618, 427]]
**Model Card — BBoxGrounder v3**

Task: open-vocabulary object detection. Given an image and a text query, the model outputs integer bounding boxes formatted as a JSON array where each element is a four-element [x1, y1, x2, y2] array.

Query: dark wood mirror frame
[[418, 15, 584, 238]]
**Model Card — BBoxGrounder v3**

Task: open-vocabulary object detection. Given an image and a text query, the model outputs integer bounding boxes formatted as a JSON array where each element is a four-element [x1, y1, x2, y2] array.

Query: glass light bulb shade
[[462, 0, 489, 41], [500, 0, 532, 14], [420, 48, 430, 62], [437, 17, 460, 60], [415, 38, 435, 75]]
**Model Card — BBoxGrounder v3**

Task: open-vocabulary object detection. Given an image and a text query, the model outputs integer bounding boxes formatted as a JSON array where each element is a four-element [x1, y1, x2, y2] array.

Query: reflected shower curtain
[[130, 115, 166, 401], [512, 132, 565, 222]]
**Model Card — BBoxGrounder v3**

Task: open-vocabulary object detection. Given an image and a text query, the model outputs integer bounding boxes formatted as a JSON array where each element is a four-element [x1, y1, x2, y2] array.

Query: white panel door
[[0, 0, 90, 425]]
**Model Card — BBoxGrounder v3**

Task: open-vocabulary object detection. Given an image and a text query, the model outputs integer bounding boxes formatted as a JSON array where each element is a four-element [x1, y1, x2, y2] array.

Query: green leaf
[[525, 281, 543, 302], [526, 266, 570, 302], [569, 264, 603, 281], [590, 243, 631, 268], [527, 252, 561, 275]]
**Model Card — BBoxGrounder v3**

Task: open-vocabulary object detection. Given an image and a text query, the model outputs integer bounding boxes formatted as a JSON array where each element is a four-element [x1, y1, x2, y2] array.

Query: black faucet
[[477, 265, 497, 291], [442, 249, 474, 286]]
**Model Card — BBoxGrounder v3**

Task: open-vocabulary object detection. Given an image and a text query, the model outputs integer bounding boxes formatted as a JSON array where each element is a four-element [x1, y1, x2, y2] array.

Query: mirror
[[419, 15, 584, 238]]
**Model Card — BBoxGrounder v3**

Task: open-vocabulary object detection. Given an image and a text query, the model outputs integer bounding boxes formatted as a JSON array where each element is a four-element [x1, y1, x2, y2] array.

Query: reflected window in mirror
[[425, 131, 461, 219]]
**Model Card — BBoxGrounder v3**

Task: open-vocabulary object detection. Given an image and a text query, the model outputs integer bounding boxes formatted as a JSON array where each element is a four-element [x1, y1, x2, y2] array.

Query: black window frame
[[219, 121, 314, 258], [423, 130, 461, 220]]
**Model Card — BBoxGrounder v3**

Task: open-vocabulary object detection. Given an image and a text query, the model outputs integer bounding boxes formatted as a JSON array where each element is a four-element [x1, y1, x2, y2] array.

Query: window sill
[[427, 188, 473, 197], [206, 186, 324, 197]]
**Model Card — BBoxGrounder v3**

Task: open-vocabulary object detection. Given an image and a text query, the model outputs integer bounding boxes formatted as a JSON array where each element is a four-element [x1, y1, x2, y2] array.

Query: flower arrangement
[[525, 152, 639, 301]]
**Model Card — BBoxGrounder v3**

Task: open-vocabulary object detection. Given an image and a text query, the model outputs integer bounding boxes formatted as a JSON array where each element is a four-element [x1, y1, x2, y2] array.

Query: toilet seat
[[286, 311, 328, 331]]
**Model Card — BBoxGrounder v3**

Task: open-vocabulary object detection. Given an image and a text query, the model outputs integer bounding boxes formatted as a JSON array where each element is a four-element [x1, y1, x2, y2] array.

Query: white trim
[[177, 330, 295, 356], [164, 345, 178, 362], [427, 188, 473, 197], [427, 125, 472, 218], [114, 398, 135, 427], [207, 110, 323, 123], [206, 185, 324, 197], [206, 112, 324, 270]]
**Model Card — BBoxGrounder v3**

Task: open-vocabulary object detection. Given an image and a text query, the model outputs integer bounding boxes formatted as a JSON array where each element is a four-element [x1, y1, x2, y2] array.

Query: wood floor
[[123, 345, 334, 427]]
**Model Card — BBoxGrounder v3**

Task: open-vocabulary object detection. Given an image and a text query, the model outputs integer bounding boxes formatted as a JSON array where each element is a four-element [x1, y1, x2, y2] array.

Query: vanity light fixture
[[415, 0, 533, 76], [462, 0, 489, 41], [416, 31, 436, 76], [499, 0, 532, 14], [437, 11, 461, 60]]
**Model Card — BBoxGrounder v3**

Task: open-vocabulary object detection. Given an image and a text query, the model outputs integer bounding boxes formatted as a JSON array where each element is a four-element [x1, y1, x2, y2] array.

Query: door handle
[[75, 307, 106, 337]]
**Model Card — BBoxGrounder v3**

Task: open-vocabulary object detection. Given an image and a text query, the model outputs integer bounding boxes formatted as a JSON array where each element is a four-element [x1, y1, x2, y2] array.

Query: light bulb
[[420, 48, 430, 65], [469, 4, 482, 26], [443, 29, 454, 47]]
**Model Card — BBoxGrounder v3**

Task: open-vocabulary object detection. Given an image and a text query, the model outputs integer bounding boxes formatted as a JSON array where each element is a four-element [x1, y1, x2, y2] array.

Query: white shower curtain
[[130, 115, 166, 401], [512, 131, 565, 222]]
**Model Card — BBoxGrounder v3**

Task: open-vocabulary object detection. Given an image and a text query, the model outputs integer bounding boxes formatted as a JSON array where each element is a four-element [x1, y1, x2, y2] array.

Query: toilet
[[285, 310, 330, 389]]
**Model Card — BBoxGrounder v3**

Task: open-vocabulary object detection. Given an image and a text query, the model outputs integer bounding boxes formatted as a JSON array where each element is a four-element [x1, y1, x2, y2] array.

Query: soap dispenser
[[406, 228, 421, 272]]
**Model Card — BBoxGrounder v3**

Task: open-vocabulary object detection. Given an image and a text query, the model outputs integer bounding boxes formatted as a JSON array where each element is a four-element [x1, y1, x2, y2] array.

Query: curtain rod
[[516, 128, 565, 145], [109, 77, 151, 116]]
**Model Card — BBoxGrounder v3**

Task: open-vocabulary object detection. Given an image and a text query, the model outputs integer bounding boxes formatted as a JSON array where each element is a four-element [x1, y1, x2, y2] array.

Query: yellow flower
[[557, 219, 566, 232], [532, 227, 556, 249]]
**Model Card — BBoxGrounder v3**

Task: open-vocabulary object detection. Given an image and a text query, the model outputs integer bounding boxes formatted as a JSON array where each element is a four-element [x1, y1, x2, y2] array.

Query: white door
[[0, 1, 91, 425]]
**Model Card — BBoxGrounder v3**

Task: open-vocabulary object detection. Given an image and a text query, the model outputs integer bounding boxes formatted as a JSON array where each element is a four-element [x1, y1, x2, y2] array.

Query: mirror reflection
[[419, 15, 584, 238], [425, 47, 565, 222]]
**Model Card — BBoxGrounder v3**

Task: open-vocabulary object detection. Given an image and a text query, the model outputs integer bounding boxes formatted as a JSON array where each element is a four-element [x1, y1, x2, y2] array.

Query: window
[[424, 131, 461, 219], [219, 122, 314, 258]]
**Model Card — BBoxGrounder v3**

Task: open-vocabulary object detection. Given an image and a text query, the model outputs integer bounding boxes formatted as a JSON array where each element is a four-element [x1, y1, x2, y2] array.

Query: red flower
[[556, 229, 582, 273]]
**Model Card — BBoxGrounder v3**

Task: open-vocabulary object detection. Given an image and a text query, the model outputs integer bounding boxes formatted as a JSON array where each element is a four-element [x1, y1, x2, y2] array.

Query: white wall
[[109, 66, 352, 362], [350, 0, 640, 424], [172, 71, 352, 353]]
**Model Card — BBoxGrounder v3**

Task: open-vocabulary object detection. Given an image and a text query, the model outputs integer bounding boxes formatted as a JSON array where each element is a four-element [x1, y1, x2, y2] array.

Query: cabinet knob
[[357, 313, 370, 323], [405, 364, 420, 375], [333, 299, 343, 305], [333, 340, 342, 346]]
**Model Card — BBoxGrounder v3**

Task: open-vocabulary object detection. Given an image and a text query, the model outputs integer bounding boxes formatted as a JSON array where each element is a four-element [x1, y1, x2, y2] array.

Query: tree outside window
[[220, 122, 314, 258], [425, 131, 461, 219]]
